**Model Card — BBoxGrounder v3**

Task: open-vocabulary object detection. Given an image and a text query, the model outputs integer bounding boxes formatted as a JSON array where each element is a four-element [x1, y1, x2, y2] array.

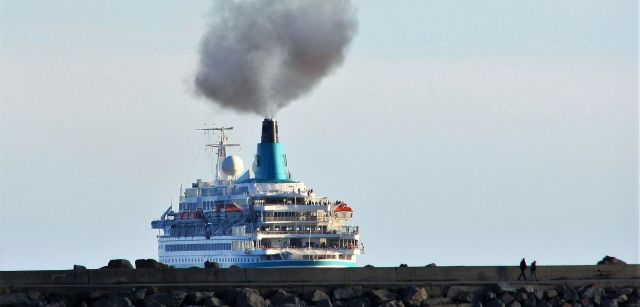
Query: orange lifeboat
[[225, 203, 242, 212], [178, 211, 205, 219], [335, 203, 353, 212]]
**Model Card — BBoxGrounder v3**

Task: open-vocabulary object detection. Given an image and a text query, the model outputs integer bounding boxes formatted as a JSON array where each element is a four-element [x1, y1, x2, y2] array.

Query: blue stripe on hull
[[236, 260, 357, 268]]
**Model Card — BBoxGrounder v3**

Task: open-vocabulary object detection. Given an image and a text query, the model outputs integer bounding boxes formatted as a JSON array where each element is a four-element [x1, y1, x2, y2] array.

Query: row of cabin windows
[[165, 257, 258, 264], [265, 211, 319, 217], [165, 243, 231, 252], [179, 198, 249, 211], [195, 187, 250, 196]]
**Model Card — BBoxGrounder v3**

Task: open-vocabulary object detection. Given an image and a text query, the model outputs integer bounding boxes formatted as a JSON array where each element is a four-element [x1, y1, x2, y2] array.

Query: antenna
[[197, 126, 240, 182]]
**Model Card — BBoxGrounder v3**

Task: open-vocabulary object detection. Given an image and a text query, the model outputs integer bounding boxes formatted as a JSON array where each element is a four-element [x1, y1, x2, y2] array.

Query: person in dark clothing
[[530, 260, 538, 281], [517, 258, 527, 280]]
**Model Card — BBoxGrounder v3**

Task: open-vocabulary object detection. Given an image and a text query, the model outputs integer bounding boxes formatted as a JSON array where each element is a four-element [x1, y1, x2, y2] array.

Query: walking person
[[517, 258, 527, 280], [530, 260, 539, 281]]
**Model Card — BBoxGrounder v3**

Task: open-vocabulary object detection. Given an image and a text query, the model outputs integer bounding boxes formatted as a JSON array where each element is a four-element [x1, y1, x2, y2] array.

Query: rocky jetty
[[1, 282, 638, 307], [1, 261, 638, 307]]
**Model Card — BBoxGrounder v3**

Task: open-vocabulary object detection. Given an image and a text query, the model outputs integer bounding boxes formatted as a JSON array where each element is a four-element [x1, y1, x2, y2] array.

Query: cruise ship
[[151, 119, 363, 268]]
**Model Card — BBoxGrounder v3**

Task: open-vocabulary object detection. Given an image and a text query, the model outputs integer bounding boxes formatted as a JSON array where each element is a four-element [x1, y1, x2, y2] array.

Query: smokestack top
[[261, 118, 279, 144]]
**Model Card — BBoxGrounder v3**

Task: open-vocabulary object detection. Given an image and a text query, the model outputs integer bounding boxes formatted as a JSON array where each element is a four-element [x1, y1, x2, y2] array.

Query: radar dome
[[222, 155, 244, 177]]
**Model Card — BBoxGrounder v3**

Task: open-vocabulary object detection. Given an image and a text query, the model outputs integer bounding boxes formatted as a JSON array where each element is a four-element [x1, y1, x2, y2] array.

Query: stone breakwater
[[0, 265, 638, 307], [1, 280, 639, 307]]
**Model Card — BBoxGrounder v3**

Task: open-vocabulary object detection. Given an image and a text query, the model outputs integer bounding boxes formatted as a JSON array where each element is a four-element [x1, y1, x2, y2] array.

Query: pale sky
[[0, 1, 638, 270]]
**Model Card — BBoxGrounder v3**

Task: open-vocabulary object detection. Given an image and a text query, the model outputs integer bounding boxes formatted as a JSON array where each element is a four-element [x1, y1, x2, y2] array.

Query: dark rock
[[144, 290, 187, 307], [423, 297, 452, 305], [93, 297, 134, 307], [364, 265, 375, 268], [369, 289, 397, 304], [236, 288, 266, 307], [146, 286, 160, 295], [601, 300, 618, 307], [425, 263, 437, 267], [534, 290, 544, 301], [507, 302, 521, 307], [135, 259, 169, 269], [493, 283, 517, 294], [399, 264, 408, 268], [316, 298, 334, 307], [382, 300, 405, 307], [133, 288, 147, 301], [619, 288, 633, 296], [217, 288, 242, 305], [346, 297, 371, 307], [626, 297, 640, 307], [524, 295, 536, 307], [564, 290, 579, 302], [544, 290, 558, 300], [73, 265, 87, 270], [229, 265, 241, 269], [306, 289, 331, 304], [270, 289, 301, 306], [579, 298, 594, 307], [447, 286, 482, 300], [487, 299, 506, 307], [0, 292, 31, 305], [333, 287, 364, 301], [187, 291, 215, 305], [501, 292, 515, 304], [536, 300, 552, 307], [616, 294, 628, 304], [403, 285, 428, 307], [428, 286, 445, 298], [593, 288, 604, 305], [26, 290, 44, 303], [547, 298, 560, 307], [513, 292, 527, 302], [437, 304, 471, 307], [603, 288, 618, 299], [454, 292, 474, 303], [596, 256, 627, 265], [485, 291, 497, 301], [204, 297, 227, 307], [580, 287, 595, 300], [104, 259, 134, 269], [519, 287, 535, 295], [89, 290, 110, 300], [472, 302, 484, 307]]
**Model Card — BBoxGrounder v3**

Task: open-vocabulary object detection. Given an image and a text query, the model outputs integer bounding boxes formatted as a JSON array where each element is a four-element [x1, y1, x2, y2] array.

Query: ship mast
[[197, 126, 239, 183]]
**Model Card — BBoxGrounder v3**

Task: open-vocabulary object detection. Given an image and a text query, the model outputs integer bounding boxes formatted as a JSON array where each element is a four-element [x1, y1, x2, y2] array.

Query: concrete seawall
[[1, 265, 638, 287]]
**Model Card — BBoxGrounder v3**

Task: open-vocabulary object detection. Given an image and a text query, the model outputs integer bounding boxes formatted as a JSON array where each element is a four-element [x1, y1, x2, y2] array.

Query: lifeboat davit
[[335, 203, 353, 212]]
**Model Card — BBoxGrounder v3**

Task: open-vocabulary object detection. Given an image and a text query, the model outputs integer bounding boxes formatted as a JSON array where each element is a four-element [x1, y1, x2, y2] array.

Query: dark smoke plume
[[194, 0, 357, 116]]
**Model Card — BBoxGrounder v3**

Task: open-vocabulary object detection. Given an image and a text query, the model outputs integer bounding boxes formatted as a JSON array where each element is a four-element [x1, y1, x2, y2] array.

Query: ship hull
[[238, 260, 356, 268]]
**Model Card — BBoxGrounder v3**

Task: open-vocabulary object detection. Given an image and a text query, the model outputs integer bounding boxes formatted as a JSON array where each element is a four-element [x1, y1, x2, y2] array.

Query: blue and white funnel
[[254, 118, 288, 182]]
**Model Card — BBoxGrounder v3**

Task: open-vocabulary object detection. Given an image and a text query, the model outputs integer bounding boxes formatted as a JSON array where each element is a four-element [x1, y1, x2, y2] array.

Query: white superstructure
[[151, 119, 363, 268]]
